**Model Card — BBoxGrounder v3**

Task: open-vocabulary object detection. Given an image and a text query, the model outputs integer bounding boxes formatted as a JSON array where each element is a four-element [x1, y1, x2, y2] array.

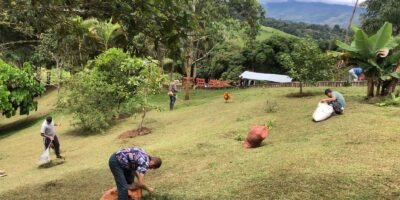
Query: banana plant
[[336, 22, 400, 97]]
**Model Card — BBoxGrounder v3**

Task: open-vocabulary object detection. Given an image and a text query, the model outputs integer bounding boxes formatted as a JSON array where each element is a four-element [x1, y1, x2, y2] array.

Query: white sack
[[313, 102, 334, 122]]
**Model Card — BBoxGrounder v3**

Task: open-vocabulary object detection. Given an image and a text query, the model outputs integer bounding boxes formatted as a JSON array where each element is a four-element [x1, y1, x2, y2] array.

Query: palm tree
[[93, 18, 123, 50], [75, 18, 123, 51]]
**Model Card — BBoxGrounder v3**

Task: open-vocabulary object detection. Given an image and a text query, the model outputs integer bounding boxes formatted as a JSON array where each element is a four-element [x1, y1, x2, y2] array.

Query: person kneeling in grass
[[109, 147, 162, 200], [321, 89, 346, 114]]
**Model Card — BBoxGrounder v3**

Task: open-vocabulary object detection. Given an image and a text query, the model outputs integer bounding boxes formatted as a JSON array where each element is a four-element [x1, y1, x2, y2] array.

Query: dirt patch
[[118, 127, 152, 140]]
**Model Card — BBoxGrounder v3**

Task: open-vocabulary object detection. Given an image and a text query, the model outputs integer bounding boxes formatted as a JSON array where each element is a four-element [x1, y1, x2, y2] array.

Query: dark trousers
[[328, 101, 343, 114], [44, 135, 61, 156], [109, 153, 134, 200], [170, 95, 176, 110]]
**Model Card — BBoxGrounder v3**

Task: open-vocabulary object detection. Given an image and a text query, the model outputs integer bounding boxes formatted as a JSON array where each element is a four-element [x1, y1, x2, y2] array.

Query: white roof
[[239, 71, 292, 83]]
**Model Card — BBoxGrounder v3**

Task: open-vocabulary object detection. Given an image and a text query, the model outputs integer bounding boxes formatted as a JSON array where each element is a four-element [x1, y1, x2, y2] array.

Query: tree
[[122, 58, 166, 131], [179, 0, 264, 100], [336, 22, 400, 97], [0, 60, 45, 117], [280, 39, 333, 94], [59, 48, 165, 132], [88, 18, 124, 50], [361, 0, 400, 34]]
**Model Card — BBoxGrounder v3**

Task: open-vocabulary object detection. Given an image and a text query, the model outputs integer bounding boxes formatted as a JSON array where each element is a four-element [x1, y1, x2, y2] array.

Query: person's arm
[[40, 122, 46, 137], [130, 172, 154, 192], [321, 95, 337, 103]]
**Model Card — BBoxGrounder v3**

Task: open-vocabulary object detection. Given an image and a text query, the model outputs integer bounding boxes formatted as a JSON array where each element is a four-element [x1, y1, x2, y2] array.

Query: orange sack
[[100, 187, 142, 200], [243, 125, 269, 148]]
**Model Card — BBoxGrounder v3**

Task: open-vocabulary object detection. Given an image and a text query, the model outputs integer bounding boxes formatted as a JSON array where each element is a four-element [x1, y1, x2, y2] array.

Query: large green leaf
[[354, 30, 372, 57], [387, 51, 400, 64], [336, 40, 358, 53], [390, 72, 400, 79], [351, 25, 361, 33], [369, 22, 394, 51]]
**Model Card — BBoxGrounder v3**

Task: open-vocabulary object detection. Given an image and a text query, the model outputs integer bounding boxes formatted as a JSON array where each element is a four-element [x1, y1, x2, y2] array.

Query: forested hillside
[[261, 0, 365, 27]]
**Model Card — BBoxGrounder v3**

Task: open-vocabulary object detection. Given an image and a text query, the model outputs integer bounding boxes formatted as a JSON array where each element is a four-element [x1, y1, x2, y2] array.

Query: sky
[[260, 0, 366, 6]]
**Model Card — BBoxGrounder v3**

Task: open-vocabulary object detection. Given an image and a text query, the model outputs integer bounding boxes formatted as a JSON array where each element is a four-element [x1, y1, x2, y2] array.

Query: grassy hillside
[[1, 87, 400, 199], [225, 25, 294, 48], [256, 26, 294, 41]]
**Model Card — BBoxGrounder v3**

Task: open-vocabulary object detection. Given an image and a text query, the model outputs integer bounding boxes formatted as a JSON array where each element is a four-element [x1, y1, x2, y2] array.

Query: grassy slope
[[256, 26, 293, 41], [226, 26, 293, 48], [0, 87, 400, 200]]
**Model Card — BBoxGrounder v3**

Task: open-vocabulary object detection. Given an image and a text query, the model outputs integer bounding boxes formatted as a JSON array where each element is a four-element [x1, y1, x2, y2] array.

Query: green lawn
[[0, 87, 399, 200]]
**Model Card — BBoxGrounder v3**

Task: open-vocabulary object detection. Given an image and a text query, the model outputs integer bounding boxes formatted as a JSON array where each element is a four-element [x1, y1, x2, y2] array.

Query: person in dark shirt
[[109, 147, 162, 200]]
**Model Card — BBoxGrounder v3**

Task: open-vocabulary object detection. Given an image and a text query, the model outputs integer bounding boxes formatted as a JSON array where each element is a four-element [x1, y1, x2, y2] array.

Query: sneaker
[[56, 155, 65, 160]]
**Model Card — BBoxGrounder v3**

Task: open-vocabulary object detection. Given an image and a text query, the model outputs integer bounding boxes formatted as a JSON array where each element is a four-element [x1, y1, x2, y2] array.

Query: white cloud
[[261, 0, 366, 6]]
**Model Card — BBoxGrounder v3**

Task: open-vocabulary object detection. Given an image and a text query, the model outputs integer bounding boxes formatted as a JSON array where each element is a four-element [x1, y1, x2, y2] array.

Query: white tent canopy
[[239, 71, 292, 83]]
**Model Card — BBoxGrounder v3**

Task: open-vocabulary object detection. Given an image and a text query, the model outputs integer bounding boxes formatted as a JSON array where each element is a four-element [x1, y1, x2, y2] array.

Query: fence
[[182, 77, 231, 88], [264, 81, 368, 88]]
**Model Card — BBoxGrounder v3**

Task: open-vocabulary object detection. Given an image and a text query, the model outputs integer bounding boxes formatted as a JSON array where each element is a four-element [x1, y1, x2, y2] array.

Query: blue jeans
[[109, 153, 134, 200]]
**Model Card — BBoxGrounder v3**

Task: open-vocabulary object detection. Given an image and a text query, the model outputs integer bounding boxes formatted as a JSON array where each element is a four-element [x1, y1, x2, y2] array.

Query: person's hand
[[147, 187, 155, 193], [320, 100, 325, 103]]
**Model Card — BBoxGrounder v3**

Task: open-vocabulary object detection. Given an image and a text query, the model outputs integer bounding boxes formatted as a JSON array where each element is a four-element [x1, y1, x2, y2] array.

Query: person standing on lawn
[[40, 116, 64, 159], [321, 89, 346, 114], [109, 147, 162, 200], [168, 80, 179, 110]]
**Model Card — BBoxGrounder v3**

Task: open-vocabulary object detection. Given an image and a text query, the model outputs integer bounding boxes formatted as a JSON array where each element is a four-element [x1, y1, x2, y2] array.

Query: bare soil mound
[[100, 187, 141, 200], [118, 127, 152, 140]]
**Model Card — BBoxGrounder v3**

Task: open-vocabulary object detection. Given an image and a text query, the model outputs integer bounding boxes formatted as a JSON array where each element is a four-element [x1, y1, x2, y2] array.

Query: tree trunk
[[170, 62, 175, 81], [367, 76, 375, 98], [139, 107, 146, 131], [345, 0, 359, 43], [184, 1, 196, 100], [299, 81, 303, 94], [376, 80, 381, 96], [184, 47, 193, 100]]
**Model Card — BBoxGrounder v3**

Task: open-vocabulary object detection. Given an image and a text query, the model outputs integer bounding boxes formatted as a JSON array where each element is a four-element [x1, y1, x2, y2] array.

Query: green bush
[[0, 60, 45, 117], [58, 48, 166, 132], [58, 71, 119, 132]]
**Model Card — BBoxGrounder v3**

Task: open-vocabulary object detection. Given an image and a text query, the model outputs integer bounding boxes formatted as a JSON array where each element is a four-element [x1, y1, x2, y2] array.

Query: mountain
[[261, 0, 365, 27]]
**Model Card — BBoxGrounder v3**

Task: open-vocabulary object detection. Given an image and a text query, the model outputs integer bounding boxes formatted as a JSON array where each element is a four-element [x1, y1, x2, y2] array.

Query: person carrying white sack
[[320, 89, 346, 114]]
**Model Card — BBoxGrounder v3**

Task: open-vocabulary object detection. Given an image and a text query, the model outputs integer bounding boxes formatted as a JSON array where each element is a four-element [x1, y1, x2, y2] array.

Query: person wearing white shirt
[[40, 116, 64, 159]]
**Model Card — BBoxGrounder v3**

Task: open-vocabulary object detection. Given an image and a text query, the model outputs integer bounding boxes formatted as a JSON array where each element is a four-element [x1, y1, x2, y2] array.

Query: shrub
[[264, 100, 278, 113], [58, 48, 166, 132]]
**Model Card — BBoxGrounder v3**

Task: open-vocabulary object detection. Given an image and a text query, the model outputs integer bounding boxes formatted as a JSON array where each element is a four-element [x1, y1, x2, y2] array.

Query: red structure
[[182, 77, 231, 89]]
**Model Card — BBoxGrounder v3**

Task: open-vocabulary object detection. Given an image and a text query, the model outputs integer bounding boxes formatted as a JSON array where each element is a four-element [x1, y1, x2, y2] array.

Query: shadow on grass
[[38, 160, 65, 169], [285, 91, 320, 98], [0, 116, 45, 139]]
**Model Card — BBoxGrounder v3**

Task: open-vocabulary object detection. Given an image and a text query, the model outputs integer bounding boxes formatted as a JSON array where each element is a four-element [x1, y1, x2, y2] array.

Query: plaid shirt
[[115, 147, 150, 174]]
